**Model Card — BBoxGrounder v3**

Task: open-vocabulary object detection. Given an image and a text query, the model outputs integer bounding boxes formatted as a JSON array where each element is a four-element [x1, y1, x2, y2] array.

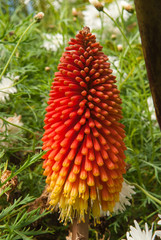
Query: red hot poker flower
[[42, 27, 126, 222]]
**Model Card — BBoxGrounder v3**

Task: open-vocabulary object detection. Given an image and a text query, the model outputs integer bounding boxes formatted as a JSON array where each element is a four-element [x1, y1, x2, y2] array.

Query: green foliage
[[0, 195, 51, 239], [0, 0, 161, 239]]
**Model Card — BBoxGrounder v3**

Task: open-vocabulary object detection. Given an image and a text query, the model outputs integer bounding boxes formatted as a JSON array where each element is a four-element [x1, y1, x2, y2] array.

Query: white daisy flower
[[89, 0, 100, 4], [24, 0, 31, 4], [157, 214, 161, 226], [108, 56, 120, 76], [126, 220, 160, 240], [52, 0, 63, 11], [83, 5, 103, 31], [42, 33, 63, 52], [0, 74, 18, 102], [108, 56, 127, 84], [107, 0, 131, 21], [155, 231, 161, 239], [147, 96, 156, 120], [84, 0, 132, 33], [113, 181, 135, 213], [0, 114, 23, 134], [3, 115, 23, 134], [155, 215, 161, 238]]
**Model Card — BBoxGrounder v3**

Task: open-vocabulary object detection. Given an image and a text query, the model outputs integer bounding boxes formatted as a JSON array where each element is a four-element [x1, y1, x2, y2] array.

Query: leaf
[[0, 151, 44, 188], [13, 230, 33, 240], [0, 150, 5, 159], [0, 195, 35, 221]]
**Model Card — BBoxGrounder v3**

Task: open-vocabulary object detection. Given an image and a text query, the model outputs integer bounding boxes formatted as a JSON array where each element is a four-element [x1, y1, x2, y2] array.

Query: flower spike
[[42, 27, 126, 222]]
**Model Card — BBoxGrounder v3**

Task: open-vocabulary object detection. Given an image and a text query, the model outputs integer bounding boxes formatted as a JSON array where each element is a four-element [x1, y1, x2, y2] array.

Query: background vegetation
[[0, 0, 161, 239]]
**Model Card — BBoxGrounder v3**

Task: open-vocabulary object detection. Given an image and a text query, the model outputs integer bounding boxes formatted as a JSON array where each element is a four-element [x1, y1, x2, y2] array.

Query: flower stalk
[[72, 211, 89, 240]]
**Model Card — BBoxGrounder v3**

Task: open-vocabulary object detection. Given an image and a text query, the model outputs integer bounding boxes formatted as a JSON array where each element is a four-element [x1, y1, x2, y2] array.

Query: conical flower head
[[42, 27, 126, 222]]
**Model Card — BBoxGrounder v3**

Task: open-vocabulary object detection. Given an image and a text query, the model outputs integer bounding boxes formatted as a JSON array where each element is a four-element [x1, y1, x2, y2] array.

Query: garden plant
[[1, 0, 161, 239]]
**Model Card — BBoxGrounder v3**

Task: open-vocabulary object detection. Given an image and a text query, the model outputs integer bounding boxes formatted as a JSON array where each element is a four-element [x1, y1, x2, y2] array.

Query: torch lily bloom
[[42, 27, 126, 222]]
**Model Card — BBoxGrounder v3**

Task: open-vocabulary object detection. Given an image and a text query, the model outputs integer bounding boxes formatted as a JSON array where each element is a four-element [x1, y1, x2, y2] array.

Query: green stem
[[125, 179, 161, 205], [134, 183, 161, 205], [0, 116, 36, 152], [0, 19, 36, 80], [102, 9, 132, 51]]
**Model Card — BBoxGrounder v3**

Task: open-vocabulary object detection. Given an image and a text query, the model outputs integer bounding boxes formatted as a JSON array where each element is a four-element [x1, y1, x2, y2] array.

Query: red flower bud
[[42, 27, 126, 222]]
